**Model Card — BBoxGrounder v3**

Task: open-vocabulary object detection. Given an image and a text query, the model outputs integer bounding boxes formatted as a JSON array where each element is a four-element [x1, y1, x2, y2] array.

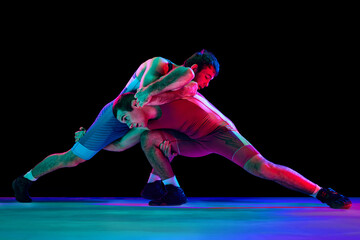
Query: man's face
[[117, 104, 148, 128], [193, 65, 216, 90]]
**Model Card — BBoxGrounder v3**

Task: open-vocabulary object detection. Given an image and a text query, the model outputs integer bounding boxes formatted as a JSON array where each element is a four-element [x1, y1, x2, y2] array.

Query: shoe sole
[[331, 202, 352, 209], [149, 199, 188, 206], [12, 178, 32, 203]]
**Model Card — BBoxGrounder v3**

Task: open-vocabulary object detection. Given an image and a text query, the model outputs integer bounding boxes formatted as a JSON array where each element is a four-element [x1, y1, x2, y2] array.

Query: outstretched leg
[[12, 150, 85, 202], [239, 154, 351, 209], [209, 130, 352, 209], [207, 129, 320, 196], [242, 154, 318, 195], [32, 150, 85, 179]]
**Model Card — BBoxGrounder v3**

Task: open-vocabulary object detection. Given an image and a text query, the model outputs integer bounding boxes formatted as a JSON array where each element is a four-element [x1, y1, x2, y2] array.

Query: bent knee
[[140, 130, 150, 150], [140, 130, 164, 151]]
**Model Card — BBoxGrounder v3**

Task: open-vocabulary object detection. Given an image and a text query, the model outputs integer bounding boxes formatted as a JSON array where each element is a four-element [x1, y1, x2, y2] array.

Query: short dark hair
[[183, 49, 220, 76], [112, 92, 136, 117]]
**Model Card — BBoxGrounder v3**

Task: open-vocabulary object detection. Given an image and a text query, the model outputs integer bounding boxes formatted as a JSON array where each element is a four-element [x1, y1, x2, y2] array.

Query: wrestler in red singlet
[[147, 98, 229, 139], [146, 94, 258, 165], [113, 92, 352, 209]]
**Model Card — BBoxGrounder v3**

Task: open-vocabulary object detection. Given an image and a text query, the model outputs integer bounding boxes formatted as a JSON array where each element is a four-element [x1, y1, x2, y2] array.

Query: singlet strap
[[132, 72, 137, 79]]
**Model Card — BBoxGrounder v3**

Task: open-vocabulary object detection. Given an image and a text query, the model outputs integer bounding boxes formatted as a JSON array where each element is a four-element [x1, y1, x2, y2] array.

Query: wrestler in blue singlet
[[71, 61, 174, 160]]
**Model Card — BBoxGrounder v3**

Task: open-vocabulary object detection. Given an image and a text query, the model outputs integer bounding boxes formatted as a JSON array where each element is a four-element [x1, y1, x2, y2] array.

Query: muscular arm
[[139, 57, 168, 89], [146, 81, 198, 106], [135, 57, 195, 106], [143, 66, 195, 97], [103, 128, 147, 152]]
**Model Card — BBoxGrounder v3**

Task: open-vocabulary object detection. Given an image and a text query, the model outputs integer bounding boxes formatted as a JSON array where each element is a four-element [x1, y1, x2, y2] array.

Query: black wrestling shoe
[[316, 188, 352, 209], [141, 180, 166, 200], [12, 176, 33, 203], [149, 185, 187, 206]]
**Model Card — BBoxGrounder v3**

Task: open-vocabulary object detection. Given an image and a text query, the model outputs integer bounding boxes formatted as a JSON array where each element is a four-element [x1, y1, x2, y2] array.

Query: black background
[[2, 8, 358, 198]]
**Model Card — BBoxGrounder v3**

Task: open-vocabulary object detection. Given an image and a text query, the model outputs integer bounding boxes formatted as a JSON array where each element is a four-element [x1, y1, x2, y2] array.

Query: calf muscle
[[32, 150, 85, 179], [244, 155, 317, 195]]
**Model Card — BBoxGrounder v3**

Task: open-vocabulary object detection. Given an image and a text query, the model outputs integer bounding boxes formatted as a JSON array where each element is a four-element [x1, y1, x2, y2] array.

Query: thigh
[[202, 130, 248, 158], [202, 130, 260, 166], [72, 101, 129, 160]]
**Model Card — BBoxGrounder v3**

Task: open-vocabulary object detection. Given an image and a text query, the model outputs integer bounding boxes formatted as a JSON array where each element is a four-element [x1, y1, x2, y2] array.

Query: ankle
[[310, 184, 321, 198], [147, 173, 161, 183], [24, 170, 37, 182], [162, 176, 180, 187]]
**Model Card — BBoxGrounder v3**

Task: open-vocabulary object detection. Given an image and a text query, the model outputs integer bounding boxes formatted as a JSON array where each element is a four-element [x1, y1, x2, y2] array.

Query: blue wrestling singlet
[[71, 59, 175, 160], [71, 75, 140, 160]]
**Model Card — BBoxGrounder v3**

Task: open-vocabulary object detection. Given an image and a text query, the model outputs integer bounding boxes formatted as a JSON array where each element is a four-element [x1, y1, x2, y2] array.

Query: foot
[[149, 185, 187, 206], [12, 176, 33, 203], [316, 188, 352, 209], [141, 180, 166, 200]]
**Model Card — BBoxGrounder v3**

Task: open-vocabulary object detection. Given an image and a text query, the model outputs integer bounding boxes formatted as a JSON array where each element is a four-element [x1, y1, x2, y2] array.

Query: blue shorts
[[71, 100, 130, 160]]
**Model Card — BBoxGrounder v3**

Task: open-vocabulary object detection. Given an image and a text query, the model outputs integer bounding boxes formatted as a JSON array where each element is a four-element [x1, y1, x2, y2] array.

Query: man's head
[[113, 92, 148, 128], [184, 49, 220, 90]]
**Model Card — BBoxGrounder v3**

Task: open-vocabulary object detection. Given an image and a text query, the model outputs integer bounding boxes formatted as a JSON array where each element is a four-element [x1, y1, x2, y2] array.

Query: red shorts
[[153, 127, 260, 167]]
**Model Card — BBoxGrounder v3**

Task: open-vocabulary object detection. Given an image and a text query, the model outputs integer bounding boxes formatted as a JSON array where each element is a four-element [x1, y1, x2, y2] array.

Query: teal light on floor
[[1, 197, 359, 240]]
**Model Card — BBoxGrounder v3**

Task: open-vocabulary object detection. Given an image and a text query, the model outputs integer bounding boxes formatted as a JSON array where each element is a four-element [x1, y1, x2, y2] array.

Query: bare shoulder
[[136, 56, 179, 79], [152, 57, 171, 68], [149, 56, 174, 74], [135, 57, 165, 76], [151, 56, 169, 63]]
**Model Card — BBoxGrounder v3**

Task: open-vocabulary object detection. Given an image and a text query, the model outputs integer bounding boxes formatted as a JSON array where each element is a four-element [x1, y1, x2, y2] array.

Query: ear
[[131, 100, 138, 108], [190, 64, 198, 73]]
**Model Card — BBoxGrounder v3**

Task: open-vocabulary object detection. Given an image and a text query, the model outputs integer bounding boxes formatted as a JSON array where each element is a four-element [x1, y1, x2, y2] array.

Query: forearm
[[145, 67, 194, 97], [147, 91, 184, 106], [103, 128, 146, 152], [147, 81, 198, 106]]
